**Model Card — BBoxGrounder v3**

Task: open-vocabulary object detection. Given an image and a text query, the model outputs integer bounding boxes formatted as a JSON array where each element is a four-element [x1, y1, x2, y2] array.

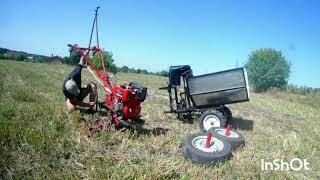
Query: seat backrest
[[168, 65, 193, 86]]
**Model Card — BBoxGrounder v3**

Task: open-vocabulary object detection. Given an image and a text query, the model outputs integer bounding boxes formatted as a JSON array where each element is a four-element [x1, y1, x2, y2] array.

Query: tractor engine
[[111, 82, 147, 121]]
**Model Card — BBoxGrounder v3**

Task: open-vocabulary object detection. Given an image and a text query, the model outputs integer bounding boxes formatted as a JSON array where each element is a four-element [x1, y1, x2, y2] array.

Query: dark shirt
[[64, 64, 82, 89], [63, 64, 82, 100]]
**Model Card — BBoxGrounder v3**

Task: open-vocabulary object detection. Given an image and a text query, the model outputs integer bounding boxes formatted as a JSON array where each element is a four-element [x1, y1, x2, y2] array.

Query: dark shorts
[[63, 87, 87, 102]]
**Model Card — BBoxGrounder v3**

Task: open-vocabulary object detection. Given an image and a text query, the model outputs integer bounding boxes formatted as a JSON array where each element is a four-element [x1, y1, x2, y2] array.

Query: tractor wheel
[[182, 132, 232, 165], [199, 110, 226, 131], [208, 127, 245, 150], [115, 119, 130, 130]]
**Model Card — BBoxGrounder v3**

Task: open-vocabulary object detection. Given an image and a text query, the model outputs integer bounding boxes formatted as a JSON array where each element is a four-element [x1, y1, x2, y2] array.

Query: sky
[[1, 0, 319, 88]]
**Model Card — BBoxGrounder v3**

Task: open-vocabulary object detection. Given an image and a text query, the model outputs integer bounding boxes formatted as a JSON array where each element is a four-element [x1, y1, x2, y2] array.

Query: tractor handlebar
[[159, 86, 170, 90], [67, 44, 102, 52]]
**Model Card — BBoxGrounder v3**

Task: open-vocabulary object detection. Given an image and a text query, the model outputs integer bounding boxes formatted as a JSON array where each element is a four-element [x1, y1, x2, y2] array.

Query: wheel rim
[[215, 128, 240, 138], [192, 136, 224, 153], [203, 115, 221, 131]]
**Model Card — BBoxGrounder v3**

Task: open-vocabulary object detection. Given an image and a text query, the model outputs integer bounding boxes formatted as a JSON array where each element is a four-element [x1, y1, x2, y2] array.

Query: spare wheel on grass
[[208, 127, 245, 150], [182, 132, 232, 165]]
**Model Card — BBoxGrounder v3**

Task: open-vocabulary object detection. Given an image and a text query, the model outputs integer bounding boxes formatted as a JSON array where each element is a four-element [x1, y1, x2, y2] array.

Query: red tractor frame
[[67, 44, 147, 130]]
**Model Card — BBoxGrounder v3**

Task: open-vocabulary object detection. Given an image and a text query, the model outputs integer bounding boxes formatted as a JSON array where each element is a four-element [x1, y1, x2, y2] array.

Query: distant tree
[[158, 70, 169, 77], [129, 67, 136, 73], [245, 48, 291, 92], [33, 56, 45, 63], [16, 54, 27, 61], [92, 51, 117, 74], [141, 69, 149, 74], [0, 53, 5, 59], [120, 65, 129, 73], [286, 84, 320, 96], [0, 48, 8, 54], [63, 56, 70, 64], [68, 51, 81, 65]]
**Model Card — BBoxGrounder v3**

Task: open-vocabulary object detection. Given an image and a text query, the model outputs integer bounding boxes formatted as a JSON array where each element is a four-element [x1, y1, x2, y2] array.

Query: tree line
[[0, 48, 169, 77], [63, 50, 169, 77], [2, 47, 319, 94]]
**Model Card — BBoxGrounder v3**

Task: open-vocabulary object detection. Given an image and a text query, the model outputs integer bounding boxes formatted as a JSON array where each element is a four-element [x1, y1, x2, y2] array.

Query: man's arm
[[79, 56, 85, 66], [67, 56, 85, 89]]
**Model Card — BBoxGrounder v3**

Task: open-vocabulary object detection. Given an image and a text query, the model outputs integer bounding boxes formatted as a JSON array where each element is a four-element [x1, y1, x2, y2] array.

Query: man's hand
[[92, 102, 101, 111]]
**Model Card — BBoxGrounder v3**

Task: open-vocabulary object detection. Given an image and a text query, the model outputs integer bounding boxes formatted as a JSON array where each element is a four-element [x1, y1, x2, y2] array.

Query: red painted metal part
[[69, 44, 142, 128], [205, 133, 213, 148], [225, 124, 232, 136]]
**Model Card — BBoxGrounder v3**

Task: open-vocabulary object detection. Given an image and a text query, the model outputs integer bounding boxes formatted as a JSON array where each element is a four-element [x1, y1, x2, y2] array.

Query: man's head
[[65, 79, 80, 96]]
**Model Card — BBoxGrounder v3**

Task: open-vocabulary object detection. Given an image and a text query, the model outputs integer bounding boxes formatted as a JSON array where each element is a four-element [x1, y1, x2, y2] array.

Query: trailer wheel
[[208, 127, 245, 150], [182, 132, 232, 165], [199, 110, 226, 131]]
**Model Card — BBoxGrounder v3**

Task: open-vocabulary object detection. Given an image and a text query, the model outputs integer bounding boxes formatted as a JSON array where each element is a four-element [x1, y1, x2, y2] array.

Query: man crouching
[[63, 57, 98, 112]]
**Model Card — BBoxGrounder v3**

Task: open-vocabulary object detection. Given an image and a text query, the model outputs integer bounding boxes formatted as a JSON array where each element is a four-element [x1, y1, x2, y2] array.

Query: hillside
[[0, 47, 48, 61], [0, 60, 319, 179]]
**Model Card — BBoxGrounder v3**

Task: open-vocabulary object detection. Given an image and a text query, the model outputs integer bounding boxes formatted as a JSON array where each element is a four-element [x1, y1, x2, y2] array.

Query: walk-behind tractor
[[160, 65, 250, 131], [69, 7, 147, 131], [68, 44, 147, 131]]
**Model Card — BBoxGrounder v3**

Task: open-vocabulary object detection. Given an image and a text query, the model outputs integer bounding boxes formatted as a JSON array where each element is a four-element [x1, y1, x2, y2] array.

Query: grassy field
[[0, 60, 319, 179]]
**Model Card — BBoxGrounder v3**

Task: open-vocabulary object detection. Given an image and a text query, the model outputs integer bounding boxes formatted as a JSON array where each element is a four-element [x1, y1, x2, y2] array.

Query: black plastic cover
[[168, 65, 193, 86], [129, 82, 148, 102]]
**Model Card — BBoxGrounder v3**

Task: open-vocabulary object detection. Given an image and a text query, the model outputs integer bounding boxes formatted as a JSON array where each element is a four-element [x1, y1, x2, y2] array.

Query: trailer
[[160, 65, 250, 131]]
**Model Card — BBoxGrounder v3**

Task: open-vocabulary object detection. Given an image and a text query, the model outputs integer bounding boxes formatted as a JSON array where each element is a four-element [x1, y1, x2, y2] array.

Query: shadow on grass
[[232, 117, 254, 131], [173, 112, 201, 124], [135, 127, 170, 136], [77, 109, 170, 137], [78, 108, 109, 116]]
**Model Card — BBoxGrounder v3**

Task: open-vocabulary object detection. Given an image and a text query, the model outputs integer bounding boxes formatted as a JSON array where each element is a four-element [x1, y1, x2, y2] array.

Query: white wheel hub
[[215, 128, 240, 138], [203, 115, 221, 131], [192, 136, 224, 153]]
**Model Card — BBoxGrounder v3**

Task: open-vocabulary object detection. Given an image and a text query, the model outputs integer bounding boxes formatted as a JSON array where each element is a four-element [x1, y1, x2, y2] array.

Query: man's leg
[[89, 82, 98, 104], [78, 82, 98, 109]]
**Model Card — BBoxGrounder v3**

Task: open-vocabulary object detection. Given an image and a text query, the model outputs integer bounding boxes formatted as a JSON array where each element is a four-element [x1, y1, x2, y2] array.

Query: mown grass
[[0, 60, 319, 179]]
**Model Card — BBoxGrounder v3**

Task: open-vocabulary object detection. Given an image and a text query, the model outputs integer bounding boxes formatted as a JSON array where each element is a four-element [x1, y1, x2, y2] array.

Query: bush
[[119, 65, 129, 73], [92, 51, 117, 74], [62, 56, 70, 64], [157, 70, 169, 77], [16, 54, 27, 61], [286, 84, 320, 96], [245, 48, 291, 92], [33, 56, 45, 63], [0, 53, 5, 59], [68, 51, 81, 65]]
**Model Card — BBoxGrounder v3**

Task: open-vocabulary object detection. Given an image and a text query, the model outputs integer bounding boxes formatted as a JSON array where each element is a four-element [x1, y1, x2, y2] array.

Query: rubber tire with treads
[[208, 127, 245, 150], [199, 109, 226, 131], [182, 132, 232, 165], [220, 106, 232, 126]]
